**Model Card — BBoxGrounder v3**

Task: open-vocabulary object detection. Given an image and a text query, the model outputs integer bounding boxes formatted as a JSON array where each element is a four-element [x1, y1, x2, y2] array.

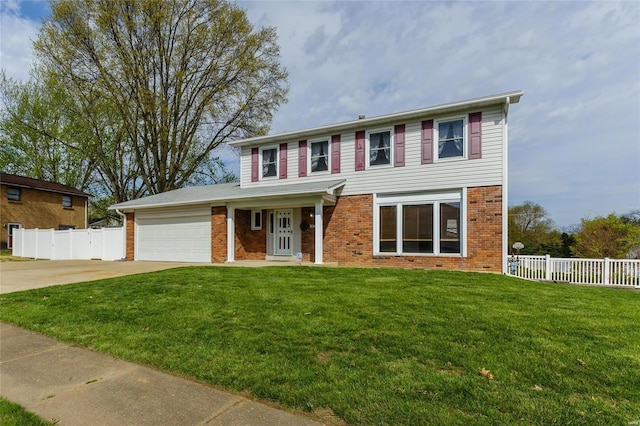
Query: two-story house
[[110, 91, 522, 272], [1, 173, 91, 249]]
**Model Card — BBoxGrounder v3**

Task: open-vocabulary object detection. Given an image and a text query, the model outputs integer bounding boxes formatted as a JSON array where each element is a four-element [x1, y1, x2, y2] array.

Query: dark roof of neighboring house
[[0, 172, 91, 198]]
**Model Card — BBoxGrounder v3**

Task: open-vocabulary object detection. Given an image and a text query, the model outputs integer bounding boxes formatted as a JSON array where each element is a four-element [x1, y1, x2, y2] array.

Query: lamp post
[[509, 242, 524, 274]]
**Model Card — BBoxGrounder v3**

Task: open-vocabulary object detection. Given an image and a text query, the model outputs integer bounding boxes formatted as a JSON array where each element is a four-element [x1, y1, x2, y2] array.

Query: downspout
[[502, 96, 511, 274], [115, 208, 127, 261]]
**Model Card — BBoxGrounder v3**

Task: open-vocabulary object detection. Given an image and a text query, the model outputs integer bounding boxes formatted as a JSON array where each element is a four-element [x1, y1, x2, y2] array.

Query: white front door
[[274, 209, 292, 255]]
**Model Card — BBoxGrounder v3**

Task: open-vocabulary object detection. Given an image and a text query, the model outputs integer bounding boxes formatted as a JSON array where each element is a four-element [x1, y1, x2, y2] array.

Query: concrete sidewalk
[[0, 322, 324, 425]]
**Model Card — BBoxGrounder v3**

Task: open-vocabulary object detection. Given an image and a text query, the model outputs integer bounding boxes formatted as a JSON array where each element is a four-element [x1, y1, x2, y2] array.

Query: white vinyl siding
[[135, 206, 211, 263], [239, 107, 504, 196]]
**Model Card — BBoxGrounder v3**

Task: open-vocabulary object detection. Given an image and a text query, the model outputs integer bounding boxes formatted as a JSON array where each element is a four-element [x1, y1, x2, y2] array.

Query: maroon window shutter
[[355, 130, 366, 171], [331, 134, 341, 174], [279, 143, 288, 179], [421, 120, 434, 164], [251, 147, 259, 181], [298, 140, 307, 177], [394, 124, 405, 167], [468, 112, 482, 159]]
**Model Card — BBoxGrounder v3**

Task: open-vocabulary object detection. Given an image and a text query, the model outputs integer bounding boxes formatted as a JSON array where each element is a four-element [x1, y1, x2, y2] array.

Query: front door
[[7, 223, 21, 249], [274, 209, 292, 255]]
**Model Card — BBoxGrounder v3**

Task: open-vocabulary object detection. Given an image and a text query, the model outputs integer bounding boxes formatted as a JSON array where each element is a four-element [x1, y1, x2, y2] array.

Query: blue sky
[[1, 0, 639, 228]]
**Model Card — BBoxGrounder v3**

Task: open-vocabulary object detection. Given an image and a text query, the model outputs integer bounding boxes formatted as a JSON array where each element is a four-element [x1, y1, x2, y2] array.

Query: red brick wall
[[125, 212, 135, 261], [318, 186, 503, 272], [234, 209, 267, 260], [211, 206, 227, 263]]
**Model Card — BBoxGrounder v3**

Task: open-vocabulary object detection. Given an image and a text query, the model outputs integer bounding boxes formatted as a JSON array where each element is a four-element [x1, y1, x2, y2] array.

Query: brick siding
[[234, 209, 267, 260], [124, 212, 135, 260], [0, 185, 87, 248], [211, 207, 227, 263], [305, 186, 503, 271]]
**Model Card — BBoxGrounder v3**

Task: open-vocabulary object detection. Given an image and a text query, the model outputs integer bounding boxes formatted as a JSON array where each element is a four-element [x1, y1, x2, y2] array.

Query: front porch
[[216, 179, 346, 265]]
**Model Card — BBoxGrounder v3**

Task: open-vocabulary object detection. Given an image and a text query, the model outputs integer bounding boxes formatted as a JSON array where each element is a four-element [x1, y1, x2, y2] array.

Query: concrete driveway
[[0, 260, 198, 294]]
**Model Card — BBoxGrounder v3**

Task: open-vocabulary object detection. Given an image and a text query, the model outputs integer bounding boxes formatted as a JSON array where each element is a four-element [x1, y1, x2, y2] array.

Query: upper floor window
[[437, 118, 465, 159], [368, 129, 392, 167], [62, 195, 72, 207], [7, 187, 21, 201], [261, 146, 278, 178], [310, 139, 329, 173]]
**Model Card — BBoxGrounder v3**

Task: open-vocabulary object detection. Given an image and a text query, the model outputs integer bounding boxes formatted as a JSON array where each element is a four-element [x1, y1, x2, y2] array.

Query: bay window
[[374, 191, 464, 256]]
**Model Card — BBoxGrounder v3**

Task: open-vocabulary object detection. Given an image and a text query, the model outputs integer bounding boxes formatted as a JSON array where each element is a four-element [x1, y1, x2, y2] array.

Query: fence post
[[545, 254, 551, 281], [603, 258, 610, 285]]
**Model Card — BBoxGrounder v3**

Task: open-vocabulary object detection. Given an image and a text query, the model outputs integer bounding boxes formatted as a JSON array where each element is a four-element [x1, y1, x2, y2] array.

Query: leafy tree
[[621, 209, 640, 225], [508, 201, 556, 254], [0, 72, 94, 191], [572, 214, 640, 259], [34, 0, 288, 197]]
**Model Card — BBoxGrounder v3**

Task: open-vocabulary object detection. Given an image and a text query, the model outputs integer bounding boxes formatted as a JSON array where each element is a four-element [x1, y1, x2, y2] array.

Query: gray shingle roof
[[109, 179, 346, 211]]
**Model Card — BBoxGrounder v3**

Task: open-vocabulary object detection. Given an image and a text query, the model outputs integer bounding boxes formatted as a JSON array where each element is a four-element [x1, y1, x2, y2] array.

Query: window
[[437, 118, 464, 159], [375, 191, 463, 256], [310, 139, 329, 173], [62, 195, 72, 207], [7, 187, 21, 201], [403, 204, 433, 253], [261, 146, 278, 178], [368, 129, 392, 166], [440, 202, 460, 253], [59, 225, 76, 230], [379, 206, 397, 252], [251, 209, 263, 230]]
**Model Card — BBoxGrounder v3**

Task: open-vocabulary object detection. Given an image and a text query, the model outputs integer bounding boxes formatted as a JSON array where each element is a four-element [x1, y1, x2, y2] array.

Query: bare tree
[[34, 0, 288, 198]]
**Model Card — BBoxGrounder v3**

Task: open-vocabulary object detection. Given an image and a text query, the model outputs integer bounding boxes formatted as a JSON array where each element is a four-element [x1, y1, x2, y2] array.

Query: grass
[[1, 266, 638, 425], [0, 249, 31, 262], [0, 398, 52, 426]]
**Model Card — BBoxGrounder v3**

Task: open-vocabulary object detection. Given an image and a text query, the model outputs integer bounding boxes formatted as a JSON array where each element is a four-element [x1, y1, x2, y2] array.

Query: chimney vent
[[358, 114, 365, 120]]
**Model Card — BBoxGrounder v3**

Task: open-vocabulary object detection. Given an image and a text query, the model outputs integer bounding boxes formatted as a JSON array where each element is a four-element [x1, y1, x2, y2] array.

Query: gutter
[[115, 208, 127, 261]]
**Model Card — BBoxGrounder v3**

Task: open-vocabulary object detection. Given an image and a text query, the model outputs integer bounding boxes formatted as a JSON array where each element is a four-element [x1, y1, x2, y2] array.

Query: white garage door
[[136, 206, 211, 263]]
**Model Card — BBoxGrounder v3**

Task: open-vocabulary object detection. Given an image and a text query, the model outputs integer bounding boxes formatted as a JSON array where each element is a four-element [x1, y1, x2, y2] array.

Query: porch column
[[226, 205, 235, 262], [314, 199, 323, 264]]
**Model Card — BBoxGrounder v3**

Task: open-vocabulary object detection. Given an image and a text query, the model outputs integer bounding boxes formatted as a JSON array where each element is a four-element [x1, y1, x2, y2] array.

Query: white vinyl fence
[[508, 255, 640, 288], [12, 228, 125, 261]]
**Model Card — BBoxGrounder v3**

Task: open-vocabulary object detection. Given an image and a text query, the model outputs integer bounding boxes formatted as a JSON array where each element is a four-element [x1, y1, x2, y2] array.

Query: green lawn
[[1, 267, 638, 425], [0, 398, 52, 426]]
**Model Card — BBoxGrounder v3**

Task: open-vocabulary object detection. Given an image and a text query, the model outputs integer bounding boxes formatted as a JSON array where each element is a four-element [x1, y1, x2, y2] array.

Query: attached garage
[[135, 206, 211, 263]]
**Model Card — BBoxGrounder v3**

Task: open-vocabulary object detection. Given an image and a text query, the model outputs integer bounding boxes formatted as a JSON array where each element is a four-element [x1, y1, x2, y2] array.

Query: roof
[[0, 172, 91, 197], [109, 179, 346, 211], [229, 90, 523, 148]]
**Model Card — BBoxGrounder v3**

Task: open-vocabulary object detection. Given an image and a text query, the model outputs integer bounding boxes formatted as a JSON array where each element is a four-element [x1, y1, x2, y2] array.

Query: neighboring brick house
[[0, 173, 90, 249], [110, 91, 522, 273]]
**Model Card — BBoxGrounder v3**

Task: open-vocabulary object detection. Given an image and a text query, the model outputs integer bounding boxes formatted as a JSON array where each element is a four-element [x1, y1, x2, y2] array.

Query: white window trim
[[251, 209, 263, 230], [373, 190, 466, 257], [308, 137, 331, 174], [259, 145, 279, 180], [434, 115, 467, 162], [366, 127, 394, 169]]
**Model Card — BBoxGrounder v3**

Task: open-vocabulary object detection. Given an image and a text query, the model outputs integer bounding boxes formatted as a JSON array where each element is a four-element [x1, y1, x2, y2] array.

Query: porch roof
[[109, 179, 346, 212]]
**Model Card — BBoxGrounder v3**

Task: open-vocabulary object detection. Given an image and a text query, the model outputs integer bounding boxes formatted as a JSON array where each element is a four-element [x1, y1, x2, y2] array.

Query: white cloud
[[2, 0, 639, 227], [0, 0, 41, 81]]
